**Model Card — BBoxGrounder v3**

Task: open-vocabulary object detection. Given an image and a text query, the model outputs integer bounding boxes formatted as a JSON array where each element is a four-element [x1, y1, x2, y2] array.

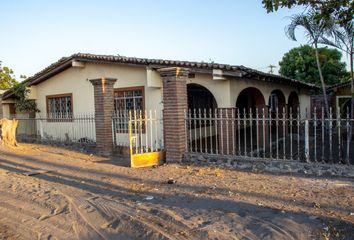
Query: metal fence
[[4, 113, 96, 147], [112, 110, 164, 154], [185, 107, 354, 165]]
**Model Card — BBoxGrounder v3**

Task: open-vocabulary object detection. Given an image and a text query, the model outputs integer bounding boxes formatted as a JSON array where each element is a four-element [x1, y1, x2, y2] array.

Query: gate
[[126, 110, 165, 167]]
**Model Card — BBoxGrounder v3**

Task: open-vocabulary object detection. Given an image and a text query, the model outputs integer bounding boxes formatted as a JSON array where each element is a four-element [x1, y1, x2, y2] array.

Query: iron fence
[[185, 107, 354, 165], [5, 113, 96, 146]]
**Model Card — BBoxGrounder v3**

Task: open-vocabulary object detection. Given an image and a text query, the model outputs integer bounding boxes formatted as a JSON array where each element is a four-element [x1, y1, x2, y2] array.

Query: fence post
[[158, 67, 189, 163], [305, 119, 310, 162], [89, 77, 117, 156]]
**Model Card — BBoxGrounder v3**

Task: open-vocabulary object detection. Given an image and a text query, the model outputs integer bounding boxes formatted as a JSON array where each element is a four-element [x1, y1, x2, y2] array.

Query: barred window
[[114, 87, 144, 113], [46, 94, 73, 119], [113, 87, 144, 133]]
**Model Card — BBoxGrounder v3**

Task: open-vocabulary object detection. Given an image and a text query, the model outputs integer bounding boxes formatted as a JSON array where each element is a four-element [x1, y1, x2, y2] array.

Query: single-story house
[[328, 80, 353, 117], [1, 53, 316, 159], [0, 88, 9, 116]]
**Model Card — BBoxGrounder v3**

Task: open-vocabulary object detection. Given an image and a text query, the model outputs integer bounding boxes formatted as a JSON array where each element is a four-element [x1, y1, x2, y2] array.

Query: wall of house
[[187, 73, 231, 108], [30, 62, 164, 145], [185, 74, 311, 115]]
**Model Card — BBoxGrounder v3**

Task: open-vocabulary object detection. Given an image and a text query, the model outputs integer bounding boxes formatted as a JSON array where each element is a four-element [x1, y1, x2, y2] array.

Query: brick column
[[158, 67, 189, 163], [89, 78, 117, 156], [218, 108, 235, 155]]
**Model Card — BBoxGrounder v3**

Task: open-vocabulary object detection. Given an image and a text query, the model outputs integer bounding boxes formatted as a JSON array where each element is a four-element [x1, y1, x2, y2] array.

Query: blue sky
[[0, 0, 348, 79]]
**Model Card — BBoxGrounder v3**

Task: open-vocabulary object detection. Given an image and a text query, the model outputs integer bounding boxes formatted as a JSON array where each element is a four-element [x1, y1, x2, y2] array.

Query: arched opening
[[269, 89, 286, 115], [235, 87, 266, 154], [269, 89, 286, 113], [187, 84, 218, 153], [288, 91, 299, 117], [187, 84, 217, 110], [236, 87, 266, 114]]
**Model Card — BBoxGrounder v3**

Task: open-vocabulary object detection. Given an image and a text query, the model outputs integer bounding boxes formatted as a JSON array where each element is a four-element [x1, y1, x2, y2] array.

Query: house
[[1, 53, 316, 160], [0, 88, 9, 116], [328, 81, 353, 118]]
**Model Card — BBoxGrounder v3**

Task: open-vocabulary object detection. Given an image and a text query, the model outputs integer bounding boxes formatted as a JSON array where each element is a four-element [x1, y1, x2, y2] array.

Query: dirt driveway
[[0, 143, 353, 240]]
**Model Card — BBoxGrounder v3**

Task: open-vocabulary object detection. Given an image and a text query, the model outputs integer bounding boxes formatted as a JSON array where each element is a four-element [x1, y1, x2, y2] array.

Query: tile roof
[[2, 53, 317, 99]]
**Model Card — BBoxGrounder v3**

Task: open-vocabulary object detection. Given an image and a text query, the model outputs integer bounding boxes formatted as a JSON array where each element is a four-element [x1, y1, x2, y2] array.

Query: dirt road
[[0, 143, 353, 239]]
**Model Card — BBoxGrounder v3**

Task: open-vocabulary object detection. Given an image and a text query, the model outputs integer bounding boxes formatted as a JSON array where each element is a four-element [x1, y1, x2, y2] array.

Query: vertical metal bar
[[256, 108, 259, 158], [337, 107, 342, 163], [237, 108, 241, 155], [204, 109, 208, 154], [199, 108, 203, 153], [226, 108, 229, 155], [215, 108, 219, 155], [276, 107, 279, 160], [346, 108, 350, 164], [189, 109, 193, 153], [220, 109, 224, 155], [305, 119, 310, 162], [154, 110, 158, 151], [314, 107, 317, 162], [193, 109, 197, 153], [329, 107, 333, 163], [209, 109, 213, 154], [262, 108, 265, 158], [282, 107, 286, 160], [232, 108, 235, 155], [250, 108, 253, 158], [150, 110, 153, 152], [134, 110, 138, 153], [243, 108, 247, 157], [297, 107, 300, 162], [144, 110, 148, 153], [139, 110, 143, 154], [321, 107, 325, 163], [290, 108, 293, 161], [269, 108, 272, 159]]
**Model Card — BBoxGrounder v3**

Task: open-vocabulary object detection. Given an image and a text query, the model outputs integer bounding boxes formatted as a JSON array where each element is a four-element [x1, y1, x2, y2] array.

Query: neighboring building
[[0, 88, 9, 116], [1, 53, 316, 158], [328, 81, 353, 117]]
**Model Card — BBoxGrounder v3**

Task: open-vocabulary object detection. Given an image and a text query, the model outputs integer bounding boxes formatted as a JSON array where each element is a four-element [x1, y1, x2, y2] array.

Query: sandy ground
[[0, 144, 353, 240]]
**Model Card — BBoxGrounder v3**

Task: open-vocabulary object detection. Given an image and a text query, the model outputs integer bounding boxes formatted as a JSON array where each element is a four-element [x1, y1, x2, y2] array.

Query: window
[[46, 93, 73, 119], [114, 87, 144, 114], [113, 87, 145, 133]]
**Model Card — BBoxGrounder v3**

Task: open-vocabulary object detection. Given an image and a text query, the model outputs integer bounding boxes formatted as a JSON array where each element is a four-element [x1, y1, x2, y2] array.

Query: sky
[[0, 0, 349, 79]]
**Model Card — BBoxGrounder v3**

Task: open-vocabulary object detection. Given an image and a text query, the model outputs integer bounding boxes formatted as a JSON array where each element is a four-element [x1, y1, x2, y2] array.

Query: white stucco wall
[[30, 63, 164, 144]]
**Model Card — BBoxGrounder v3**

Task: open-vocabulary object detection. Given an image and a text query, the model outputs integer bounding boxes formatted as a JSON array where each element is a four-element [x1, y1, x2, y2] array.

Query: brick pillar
[[158, 67, 189, 163], [218, 108, 235, 155], [89, 78, 117, 156]]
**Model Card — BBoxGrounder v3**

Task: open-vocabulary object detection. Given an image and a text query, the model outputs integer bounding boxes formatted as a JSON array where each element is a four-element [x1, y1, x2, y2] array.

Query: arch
[[269, 89, 286, 112], [288, 91, 300, 116], [187, 83, 217, 110], [235, 87, 266, 114]]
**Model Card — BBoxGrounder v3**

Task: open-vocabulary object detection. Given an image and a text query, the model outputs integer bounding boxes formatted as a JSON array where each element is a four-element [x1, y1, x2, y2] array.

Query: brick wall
[[90, 78, 117, 156], [158, 67, 189, 162]]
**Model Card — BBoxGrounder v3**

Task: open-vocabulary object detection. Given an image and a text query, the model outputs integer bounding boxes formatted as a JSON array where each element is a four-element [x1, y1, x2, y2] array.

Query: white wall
[[30, 63, 164, 145]]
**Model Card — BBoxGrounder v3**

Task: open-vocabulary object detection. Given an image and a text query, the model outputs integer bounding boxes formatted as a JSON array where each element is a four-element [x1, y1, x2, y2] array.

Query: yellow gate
[[128, 111, 165, 168]]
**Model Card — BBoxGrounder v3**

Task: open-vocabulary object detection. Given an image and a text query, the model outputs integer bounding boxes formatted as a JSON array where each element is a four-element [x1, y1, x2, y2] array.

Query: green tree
[[0, 61, 18, 88], [262, 0, 354, 26], [285, 10, 337, 116], [279, 45, 349, 86]]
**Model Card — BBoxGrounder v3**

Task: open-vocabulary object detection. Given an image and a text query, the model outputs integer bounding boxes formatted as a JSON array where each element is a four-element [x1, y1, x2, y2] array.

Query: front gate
[[113, 110, 164, 167]]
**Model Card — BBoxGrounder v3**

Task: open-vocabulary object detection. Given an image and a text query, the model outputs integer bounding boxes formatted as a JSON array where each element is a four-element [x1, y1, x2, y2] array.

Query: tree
[[285, 10, 336, 116], [13, 82, 39, 113], [0, 61, 18, 89], [320, 20, 353, 115], [279, 45, 349, 86], [262, 0, 354, 26]]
